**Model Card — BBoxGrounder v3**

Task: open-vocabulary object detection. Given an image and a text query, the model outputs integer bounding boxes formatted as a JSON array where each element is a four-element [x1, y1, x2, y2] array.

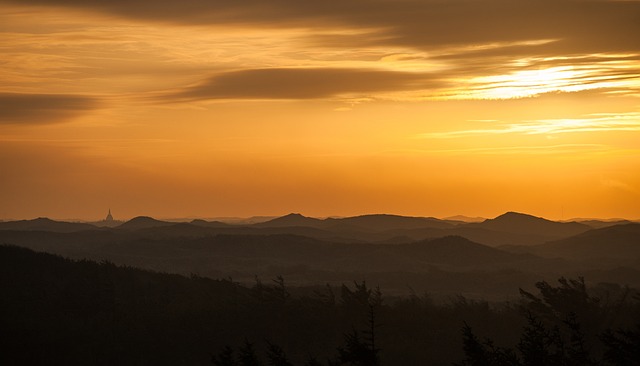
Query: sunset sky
[[1, 0, 639, 221]]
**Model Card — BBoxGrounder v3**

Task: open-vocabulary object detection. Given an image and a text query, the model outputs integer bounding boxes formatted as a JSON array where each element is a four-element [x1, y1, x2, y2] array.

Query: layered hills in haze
[[1, 211, 638, 297], [1, 211, 618, 246]]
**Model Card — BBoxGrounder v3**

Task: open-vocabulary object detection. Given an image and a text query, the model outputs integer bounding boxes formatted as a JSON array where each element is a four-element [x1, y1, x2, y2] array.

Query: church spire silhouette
[[106, 209, 113, 222]]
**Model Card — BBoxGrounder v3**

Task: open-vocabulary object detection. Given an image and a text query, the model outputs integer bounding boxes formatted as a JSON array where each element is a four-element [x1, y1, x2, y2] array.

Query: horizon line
[[1, 211, 637, 224]]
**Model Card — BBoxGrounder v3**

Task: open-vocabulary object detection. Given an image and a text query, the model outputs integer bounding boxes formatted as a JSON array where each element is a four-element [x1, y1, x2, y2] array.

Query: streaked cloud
[[420, 112, 640, 138], [0, 93, 99, 124], [453, 57, 640, 100], [601, 178, 639, 195], [423, 144, 609, 155], [3, 1, 638, 54], [2, 1, 639, 102]]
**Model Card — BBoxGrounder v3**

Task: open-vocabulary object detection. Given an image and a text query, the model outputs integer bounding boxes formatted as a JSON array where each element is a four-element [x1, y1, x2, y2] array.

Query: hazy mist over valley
[[2, 211, 639, 300]]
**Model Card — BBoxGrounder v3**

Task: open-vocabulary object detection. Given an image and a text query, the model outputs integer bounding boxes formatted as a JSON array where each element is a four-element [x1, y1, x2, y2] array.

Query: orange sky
[[1, 0, 639, 221]]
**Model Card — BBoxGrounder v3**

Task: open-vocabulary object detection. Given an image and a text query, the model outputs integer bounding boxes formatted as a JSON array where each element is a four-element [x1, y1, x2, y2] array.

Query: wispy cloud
[[454, 59, 640, 99], [3, 0, 638, 55], [420, 112, 640, 139], [601, 178, 639, 195], [2, 2, 639, 102], [377, 144, 611, 158], [426, 144, 609, 155]]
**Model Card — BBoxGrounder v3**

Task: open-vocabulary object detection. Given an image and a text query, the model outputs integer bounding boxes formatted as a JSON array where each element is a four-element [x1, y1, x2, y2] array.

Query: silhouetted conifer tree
[[239, 340, 262, 366], [252, 276, 266, 302], [457, 323, 492, 366], [563, 312, 597, 365], [601, 325, 640, 366], [337, 329, 378, 366], [212, 346, 238, 366], [304, 355, 324, 366], [456, 323, 518, 366], [314, 283, 336, 306], [458, 279, 618, 366], [517, 313, 564, 366], [362, 305, 380, 363], [335, 282, 382, 366], [272, 276, 290, 303], [266, 342, 293, 366]]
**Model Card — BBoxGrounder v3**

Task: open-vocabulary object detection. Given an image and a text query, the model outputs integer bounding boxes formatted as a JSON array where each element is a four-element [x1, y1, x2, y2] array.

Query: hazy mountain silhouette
[[212, 215, 277, 225], [254, 213, 455, 231], [190, 219, 231, 228], [471, 211, 590, 238], [0, 226, 557, 279], [518, 223, 640, 261], [0, 212, 605, 248], [0, 217, 98, 233], [390, 225, 549, 247], [325, 214, 454, 231], [443, 215, 486, 223], [254, 213, 324, 228], [248, 212, 596, 246], [392, 235, 528, 267], [573, 219, 633, 229], [116, 216, 173, 230], [132, 222, 230, 238], [2, 219, 639, 296]]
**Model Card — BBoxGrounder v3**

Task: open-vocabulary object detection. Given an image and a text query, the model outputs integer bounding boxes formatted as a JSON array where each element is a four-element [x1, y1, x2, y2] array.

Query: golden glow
[[420, 112, 640, 138], [459, 62, 640, 100], [0, 2, 639, 220]]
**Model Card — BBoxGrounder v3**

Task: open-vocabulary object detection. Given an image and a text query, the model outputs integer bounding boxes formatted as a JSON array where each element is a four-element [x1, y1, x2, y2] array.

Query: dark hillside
[[2, 245, 639, 365], [117, 216, 173, 230], [0, 217, 99, 233], [526, 223, 640, 261]]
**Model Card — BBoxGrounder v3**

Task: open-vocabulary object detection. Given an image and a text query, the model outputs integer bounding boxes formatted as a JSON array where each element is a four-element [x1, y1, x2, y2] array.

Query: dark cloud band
[[0, 93, 99, 124], [2, 0, 639, 55], [164, 68, 440, 101]]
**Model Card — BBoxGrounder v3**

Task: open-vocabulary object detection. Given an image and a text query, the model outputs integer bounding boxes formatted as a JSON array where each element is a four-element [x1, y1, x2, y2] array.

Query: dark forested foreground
[[2, 245, 639, 365]]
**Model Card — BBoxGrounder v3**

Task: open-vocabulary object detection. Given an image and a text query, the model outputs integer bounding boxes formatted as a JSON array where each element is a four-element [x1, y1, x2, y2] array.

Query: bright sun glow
[[461, 62, 640, 100], [472, 66, 589, 99]]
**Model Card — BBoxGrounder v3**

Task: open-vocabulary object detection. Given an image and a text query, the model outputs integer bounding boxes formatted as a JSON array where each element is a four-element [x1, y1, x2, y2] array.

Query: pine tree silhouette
[[239, 340, 262, 366], [266, 342, 293, 366], [212, 346, 238, 366]]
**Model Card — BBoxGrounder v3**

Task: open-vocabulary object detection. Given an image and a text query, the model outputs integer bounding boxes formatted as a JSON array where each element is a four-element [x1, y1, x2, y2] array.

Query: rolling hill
[[0, 217, 99, 233], [116, 216, 173, 230], [520, 223, 640, 261], [254, 213, 324, 228], [473, 212, 590, 237]]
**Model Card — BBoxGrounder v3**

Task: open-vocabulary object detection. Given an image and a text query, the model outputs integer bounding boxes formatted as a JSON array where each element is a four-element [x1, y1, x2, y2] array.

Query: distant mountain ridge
[[471, 212, 590, 238], [0, 217, 99, 233], [444, 215, 486, 223], [0, 212, 611, 247], [255, 213, 454, 231], [246, 211, 593, 246], [254, 213, 323, 228], [572, 219, 633, 229], [116, 216, 173, 230]]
